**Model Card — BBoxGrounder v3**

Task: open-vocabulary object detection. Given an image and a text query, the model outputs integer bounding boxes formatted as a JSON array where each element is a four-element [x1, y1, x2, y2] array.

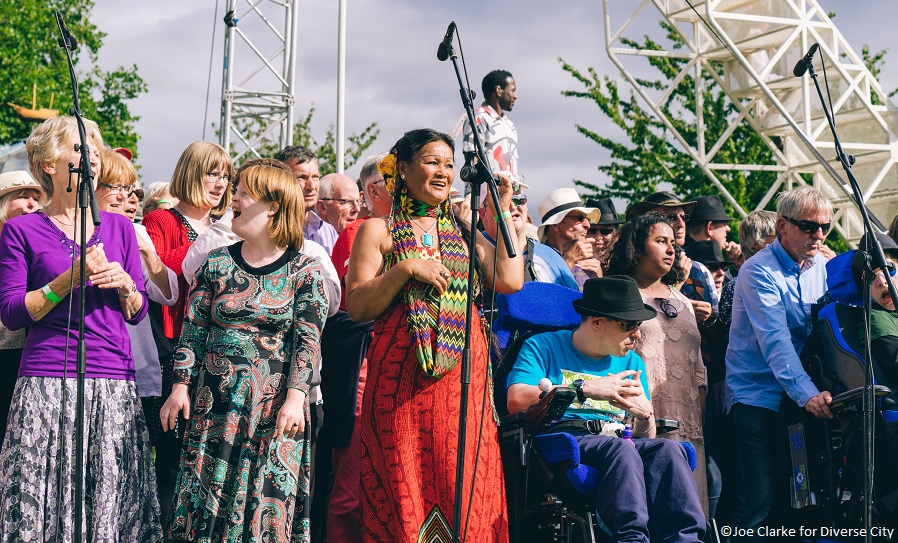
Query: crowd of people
[[0, 70, 895, 543]]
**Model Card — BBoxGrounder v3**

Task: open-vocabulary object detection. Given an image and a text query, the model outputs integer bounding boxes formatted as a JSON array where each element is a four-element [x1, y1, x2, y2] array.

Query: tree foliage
[[231, 103, 379, 176], [0, 0, 146, 152]]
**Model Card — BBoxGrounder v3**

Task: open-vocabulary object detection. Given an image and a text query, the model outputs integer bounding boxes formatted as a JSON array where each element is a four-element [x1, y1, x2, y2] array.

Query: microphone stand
[[54, 11, 102, 543], [438, 24, 517, 543], [803, 49, 897, 543]]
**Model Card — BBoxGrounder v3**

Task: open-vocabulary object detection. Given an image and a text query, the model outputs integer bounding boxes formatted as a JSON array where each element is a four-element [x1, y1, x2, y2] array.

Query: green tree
[[0, 1, 147, 152], [232, 103, 379, 176]]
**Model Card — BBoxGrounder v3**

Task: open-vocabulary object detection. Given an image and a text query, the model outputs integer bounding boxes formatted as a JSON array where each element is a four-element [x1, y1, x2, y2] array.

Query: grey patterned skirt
[[0, 376, 163, 542]]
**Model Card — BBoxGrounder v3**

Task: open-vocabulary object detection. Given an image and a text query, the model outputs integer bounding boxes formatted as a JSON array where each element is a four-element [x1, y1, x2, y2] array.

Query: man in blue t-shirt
[[507, 276, 706, 543]]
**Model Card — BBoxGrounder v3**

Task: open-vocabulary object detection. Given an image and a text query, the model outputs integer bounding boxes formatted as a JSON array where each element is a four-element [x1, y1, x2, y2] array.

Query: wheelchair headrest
[[496, 282, 582, 330], [826, 250, 863, 306]]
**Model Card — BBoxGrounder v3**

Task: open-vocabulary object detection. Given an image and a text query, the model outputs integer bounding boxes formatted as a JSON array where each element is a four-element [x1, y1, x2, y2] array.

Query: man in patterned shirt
[[462, 69, 518, 192]]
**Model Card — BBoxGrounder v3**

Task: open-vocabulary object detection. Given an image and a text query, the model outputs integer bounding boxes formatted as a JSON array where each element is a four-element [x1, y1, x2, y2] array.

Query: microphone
[[793, 43, 819, 77], [436, 21, 456, 62], [54, 10, 77, 50]]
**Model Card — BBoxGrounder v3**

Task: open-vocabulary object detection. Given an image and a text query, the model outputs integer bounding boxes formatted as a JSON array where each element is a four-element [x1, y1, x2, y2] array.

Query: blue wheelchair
[[492, 282, 703, 543], [795, 250, 898, 535]]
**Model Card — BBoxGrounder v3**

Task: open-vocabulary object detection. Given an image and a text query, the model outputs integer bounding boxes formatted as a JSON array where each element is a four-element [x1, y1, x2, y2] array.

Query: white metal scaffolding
[[220, 0, 299, 163], [603, 0, 898, 242]]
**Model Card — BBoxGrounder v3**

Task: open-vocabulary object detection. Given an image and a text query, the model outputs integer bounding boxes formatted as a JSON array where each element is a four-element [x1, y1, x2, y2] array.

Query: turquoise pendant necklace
[[412, 218, 438, 248]]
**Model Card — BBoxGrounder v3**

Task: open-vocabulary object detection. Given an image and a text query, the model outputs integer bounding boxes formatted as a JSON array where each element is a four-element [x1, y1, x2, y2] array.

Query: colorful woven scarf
[[385, 183, 472, 378]]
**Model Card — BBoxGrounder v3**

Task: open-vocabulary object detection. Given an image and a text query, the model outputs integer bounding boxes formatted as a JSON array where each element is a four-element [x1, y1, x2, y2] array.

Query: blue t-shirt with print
[[508, 329, 650, 421]]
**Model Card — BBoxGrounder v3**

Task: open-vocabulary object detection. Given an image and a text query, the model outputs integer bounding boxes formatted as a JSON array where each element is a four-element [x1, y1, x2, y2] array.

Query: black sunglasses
[[665, 212, 689, 224], [511, 194, 527, 206], [783, 216, 831, 236], [705, 263, 728, 272], [655, 297, 679, 319], [613, 318, 642, 332], [588, 226, 617, 236]]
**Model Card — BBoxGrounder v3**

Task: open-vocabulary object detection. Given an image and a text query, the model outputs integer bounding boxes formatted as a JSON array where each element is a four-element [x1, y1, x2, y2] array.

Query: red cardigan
[[142, 209, 193, 339]]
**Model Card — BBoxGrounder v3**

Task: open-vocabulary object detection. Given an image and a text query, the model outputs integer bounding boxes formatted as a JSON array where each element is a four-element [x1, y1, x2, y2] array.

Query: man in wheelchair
[[506, 276, 706, 542]]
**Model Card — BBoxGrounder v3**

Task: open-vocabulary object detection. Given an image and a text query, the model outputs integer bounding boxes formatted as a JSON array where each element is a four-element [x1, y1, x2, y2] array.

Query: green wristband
[[493, 210, 512, 222], [42, 283, 63, 304]]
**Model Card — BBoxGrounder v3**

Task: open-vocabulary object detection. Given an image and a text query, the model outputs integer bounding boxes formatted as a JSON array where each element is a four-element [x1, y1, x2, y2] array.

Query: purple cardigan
[[0, 211, 148, 380]]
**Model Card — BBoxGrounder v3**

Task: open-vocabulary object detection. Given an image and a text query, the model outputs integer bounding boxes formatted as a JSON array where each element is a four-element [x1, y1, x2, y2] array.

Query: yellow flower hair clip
[[378, 153, 398, 193]]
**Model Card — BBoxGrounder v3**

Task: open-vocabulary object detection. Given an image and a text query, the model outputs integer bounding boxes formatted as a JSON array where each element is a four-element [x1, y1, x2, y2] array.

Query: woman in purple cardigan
[[0, 117, 162, 541]]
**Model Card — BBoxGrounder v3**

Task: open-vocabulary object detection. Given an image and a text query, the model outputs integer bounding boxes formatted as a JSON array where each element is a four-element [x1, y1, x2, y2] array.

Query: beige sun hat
[[0, 170, 43, 200], [536, 187, 599, 241]]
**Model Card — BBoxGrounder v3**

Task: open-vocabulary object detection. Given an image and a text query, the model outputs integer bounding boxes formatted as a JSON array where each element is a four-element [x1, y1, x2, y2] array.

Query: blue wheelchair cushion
[[496, 282, 582, 330], [826, 250, 863, 306], [679, 441, 697, 471], [533, 432, 600, 495]]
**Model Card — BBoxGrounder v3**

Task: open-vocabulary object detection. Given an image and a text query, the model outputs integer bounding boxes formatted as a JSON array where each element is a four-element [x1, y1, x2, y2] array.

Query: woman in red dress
[[141, 140, 233, 527], [346, 128, 522, 542]]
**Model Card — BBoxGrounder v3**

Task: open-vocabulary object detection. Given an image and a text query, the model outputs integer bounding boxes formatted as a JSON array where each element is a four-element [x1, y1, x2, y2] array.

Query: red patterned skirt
[[359, 304, 509, 542]]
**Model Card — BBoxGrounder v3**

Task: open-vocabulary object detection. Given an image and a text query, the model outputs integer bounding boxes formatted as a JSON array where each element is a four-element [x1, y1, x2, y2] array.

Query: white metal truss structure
[[603, 0, 898, 242], [220, 0, 299, 163]]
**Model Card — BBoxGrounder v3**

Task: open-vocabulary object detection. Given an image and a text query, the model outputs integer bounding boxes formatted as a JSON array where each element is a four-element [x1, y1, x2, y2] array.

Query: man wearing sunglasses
[[726, 186, 834, 539], [507, 276, 706, 543], [585, 197, 624, 263], [477, 185, 580, 290], [538, 188, 602, 290]]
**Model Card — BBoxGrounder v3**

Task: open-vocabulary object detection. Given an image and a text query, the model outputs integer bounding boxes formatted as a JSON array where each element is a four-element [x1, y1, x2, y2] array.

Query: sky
[[89, 0, 898, 218]]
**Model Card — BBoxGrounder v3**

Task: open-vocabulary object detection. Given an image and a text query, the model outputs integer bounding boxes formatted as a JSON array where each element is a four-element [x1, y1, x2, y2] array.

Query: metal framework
[[603, 0, 898, 242], [220, 0, 299, 163]]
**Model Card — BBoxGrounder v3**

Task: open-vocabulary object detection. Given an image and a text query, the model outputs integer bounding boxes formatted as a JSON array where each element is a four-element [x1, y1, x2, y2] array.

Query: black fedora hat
[[859, 231, 898, 253], [573, 276, 658, 322], [626, 191, 697, 220], [685, 240, 727, 267], [584, 197, 625, 226], [686, 195, 732, 224]]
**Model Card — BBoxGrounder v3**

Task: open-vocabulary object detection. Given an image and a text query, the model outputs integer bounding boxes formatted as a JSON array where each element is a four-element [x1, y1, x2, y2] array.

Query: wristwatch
[[571, 379, 587, 404]]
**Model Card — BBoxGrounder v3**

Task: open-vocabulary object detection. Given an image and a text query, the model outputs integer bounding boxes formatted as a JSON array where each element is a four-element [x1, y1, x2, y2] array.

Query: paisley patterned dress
[[167, 243, 328, 543]]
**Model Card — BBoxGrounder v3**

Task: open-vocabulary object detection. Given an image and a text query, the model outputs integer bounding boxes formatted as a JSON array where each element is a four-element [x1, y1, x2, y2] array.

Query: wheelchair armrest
[[830, 385, 892, 412], [655, 418, 680, 435], [499, 388, 576, 434]]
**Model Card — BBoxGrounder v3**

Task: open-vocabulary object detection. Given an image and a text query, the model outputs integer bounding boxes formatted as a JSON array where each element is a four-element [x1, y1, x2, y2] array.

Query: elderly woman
[[0, 170, 44, 443], [0, 116, 160, 540], [96, 148, 179, 437], [160, 164, 327, 542], [606, 212, 709, 518], [345, 128, 522, 542]]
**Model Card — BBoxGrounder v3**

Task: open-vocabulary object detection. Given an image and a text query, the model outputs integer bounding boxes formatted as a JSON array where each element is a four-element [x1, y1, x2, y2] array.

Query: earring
[[401, 174, 405, 180]]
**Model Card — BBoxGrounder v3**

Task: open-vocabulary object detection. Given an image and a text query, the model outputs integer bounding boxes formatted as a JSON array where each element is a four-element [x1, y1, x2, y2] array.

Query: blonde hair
[[98, 148, 137, 187], [26, 116, 103, 198], [169, 141, 233, 215], [238, 164, 305, 249], [0, 188, 43, 231]]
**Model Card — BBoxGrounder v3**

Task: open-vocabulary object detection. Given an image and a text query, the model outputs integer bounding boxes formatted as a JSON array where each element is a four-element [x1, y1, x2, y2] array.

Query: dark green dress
[[168, 243, 328, 543]]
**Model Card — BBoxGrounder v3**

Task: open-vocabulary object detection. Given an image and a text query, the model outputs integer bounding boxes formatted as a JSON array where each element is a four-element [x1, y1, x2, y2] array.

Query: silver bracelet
[[118, 281, 137, 299]]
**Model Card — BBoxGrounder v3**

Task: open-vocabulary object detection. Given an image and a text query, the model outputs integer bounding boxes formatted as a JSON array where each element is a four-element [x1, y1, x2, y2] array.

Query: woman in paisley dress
[[345, 128, 522, 542], [143, 140, 234, 523], [160, 163, 328, 543], [607, 211, 709, 517], [0, 116, 161, 541]]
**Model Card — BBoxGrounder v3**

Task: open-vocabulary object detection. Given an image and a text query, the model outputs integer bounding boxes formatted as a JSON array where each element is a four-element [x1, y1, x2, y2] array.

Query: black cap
[[686, 195, 733, 224], [685, 240, 727, 266], [573, 276, 658, 322], [584, 197, 625, 226], [626, 191, 697, 220], [859, 232, 898, 254]]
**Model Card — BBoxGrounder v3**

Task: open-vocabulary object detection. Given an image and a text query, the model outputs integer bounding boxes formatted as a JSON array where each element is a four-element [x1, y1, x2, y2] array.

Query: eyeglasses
[[783, 216, 831, 236], [99, 183, 138, 196], [665, 212, 689, 224], [319, 197, 363, 207], [612, 318, 642, 332], [128, 187, 144, 201], [705, 263, 728, 272], [655, 297, 679, 319], [511, 194, 528, 206], [205, 171, 231, 184], [877, 260, 897, 277], [565, 213, 590, 223], [588, 226, 616, 236]]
